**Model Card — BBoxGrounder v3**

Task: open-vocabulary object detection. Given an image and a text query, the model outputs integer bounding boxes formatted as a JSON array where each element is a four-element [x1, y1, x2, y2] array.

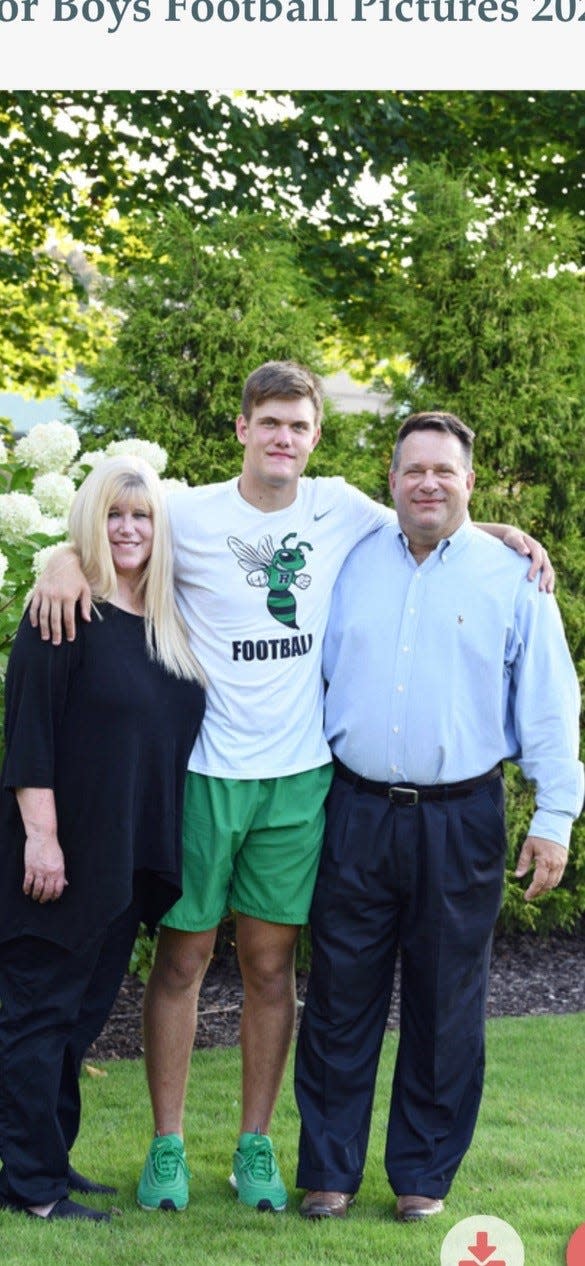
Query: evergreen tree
[[68, 211, 329, 485]]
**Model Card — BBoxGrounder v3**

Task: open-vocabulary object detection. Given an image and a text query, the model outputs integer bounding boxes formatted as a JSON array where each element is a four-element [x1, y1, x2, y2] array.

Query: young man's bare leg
[[137, 924, 216, 1210], [237, 915, 299, 1132], [230, 914, 299, 1211]]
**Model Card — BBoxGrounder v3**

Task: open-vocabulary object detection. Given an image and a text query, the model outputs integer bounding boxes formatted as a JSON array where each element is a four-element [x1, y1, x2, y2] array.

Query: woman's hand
[[17, 788, 67, 903], [23, 833, 68, 903]]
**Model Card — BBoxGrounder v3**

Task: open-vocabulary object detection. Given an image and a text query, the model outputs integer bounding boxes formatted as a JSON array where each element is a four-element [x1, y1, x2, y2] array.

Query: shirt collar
[[396, 514, 473, 565]]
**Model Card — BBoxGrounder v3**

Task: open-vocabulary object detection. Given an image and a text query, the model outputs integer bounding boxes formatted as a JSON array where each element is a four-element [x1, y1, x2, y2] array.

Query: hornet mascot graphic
[[228, 532, 313, 629]]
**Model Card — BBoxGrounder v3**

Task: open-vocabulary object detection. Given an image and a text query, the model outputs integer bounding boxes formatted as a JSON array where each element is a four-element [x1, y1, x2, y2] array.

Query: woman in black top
[[0, 456, 205, 1222]]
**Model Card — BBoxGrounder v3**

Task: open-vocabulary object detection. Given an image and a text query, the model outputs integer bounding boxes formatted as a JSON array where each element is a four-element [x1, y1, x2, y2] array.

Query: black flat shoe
[[67, 1166, 118, 1196], [27, 1197, 111, 1222]]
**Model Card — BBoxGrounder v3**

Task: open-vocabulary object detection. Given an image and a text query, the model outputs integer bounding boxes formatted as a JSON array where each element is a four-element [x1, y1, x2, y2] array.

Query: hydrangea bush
[[14, 420, 82, 474], [0, 421, 172, 762]]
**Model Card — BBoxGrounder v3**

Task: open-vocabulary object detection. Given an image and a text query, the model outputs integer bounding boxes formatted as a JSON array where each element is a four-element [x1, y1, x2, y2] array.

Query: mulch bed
[[87, 930, 585, 1062]]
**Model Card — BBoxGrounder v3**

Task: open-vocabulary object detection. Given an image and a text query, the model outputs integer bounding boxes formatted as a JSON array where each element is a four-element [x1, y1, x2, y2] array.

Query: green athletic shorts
[[161, 763, 333, 931]]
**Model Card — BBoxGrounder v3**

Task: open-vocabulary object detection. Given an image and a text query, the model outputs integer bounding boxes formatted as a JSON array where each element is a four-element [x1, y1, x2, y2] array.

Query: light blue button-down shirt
[[323, 519, 584, 847]]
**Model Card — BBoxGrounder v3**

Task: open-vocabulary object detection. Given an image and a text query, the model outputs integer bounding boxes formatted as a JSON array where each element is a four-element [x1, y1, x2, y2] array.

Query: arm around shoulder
[[476, 522, 554, 591], [29, 543, 91, 644]]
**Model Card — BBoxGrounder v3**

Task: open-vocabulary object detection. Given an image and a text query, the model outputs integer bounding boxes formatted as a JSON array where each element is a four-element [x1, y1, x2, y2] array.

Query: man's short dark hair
[[392, 411, 476, 471], [241, 361, 324, 426]]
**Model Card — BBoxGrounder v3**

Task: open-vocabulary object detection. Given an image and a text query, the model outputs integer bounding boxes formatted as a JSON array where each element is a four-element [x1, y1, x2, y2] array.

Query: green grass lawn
[[1, 1013, 583, 1265]]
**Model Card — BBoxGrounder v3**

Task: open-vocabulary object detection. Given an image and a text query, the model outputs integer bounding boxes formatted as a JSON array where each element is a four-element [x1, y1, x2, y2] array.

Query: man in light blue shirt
[[295, 411, 583, 1224]]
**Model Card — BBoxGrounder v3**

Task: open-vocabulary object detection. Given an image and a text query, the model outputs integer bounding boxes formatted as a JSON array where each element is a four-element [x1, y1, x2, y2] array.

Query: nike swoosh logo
[[313, 510, 333, 521]]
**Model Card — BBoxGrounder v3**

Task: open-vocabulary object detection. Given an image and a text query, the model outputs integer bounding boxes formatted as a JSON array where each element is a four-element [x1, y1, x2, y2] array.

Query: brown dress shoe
[[395, 1194, 444, 1222], [300, 1190, 355, 1219]]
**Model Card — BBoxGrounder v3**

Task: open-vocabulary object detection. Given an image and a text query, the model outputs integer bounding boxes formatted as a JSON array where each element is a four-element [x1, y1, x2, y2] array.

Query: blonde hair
[[68, 456, 205, 684]]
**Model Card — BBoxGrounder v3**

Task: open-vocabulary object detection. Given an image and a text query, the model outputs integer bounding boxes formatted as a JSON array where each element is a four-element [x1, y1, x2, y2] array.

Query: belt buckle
[[389, 786, 419, 806]]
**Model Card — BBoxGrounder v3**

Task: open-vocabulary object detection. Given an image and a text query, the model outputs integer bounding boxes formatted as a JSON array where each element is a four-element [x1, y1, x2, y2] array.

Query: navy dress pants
[[295, 772, 507, 1199], [0, 901, 139, 1207]]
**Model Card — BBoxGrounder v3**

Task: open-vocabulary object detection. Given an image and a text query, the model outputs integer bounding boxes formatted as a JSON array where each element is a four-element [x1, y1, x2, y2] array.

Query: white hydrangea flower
[[38, 515, 68, 538], [0, 438, 8, 465], [14, 421, 80, 474], [105, 438, 168, 474], [32, 473, 76, 517], [0, 492, 44, 543], [0, 549, 8, 592], [68, 449, 107, 480], [31, 543, 63, 580]]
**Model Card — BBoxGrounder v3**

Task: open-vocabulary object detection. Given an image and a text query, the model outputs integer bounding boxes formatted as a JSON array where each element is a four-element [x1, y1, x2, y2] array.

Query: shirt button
[[391, 764, 398, 773], [393, 726, 399, 734], [402, 645, 410, 653], [397, 684, 404, 693], [409, 607, 415, 615]]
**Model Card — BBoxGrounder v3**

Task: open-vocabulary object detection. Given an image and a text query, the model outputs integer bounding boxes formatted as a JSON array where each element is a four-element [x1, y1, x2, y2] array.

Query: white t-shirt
[[169, 475, 393, 779]]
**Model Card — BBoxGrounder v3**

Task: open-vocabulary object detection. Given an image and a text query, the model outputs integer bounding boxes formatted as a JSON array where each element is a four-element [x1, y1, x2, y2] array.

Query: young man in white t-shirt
[[30, 362, 551, 1216], [140, 363, 392, 1214]]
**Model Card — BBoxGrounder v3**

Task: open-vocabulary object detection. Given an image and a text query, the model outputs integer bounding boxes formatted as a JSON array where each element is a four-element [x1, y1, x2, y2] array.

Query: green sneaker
[[136, 1134, 191, 1211], [230, 1131, 288, 1212]]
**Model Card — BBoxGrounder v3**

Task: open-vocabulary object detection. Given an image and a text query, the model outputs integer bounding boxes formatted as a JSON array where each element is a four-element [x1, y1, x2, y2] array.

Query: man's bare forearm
[[29, 544, 92, 644]]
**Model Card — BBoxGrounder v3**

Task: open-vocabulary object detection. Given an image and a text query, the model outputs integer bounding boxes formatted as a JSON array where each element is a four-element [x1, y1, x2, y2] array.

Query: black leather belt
[[333, 757, 503, 806]]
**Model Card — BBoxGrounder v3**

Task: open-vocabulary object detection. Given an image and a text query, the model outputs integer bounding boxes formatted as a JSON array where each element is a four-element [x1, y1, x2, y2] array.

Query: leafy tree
[[3, 91, 583, 239], [309, 406, 391, 502], [2, 91, 584, 393], [371, 163, 585, 548], [67, 210, 329, 484], [0, 225, 112, 395], [376, 162, 585, 663]]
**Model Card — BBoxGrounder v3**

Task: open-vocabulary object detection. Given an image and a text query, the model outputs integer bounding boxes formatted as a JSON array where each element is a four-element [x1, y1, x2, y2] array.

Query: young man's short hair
[[241, 361, 324, 426]]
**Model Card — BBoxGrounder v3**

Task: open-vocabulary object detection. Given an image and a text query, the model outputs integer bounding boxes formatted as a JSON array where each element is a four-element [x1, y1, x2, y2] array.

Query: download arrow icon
[[469, 1232, 497, 1261], [458, 1229, 506, 1265], [444, 1214, 524, 1266]]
